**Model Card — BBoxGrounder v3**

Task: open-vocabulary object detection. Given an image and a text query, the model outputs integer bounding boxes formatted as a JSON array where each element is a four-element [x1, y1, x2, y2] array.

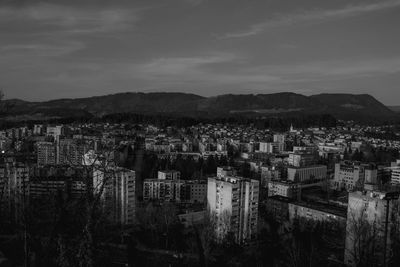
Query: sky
[[1, 0, 400, 104]]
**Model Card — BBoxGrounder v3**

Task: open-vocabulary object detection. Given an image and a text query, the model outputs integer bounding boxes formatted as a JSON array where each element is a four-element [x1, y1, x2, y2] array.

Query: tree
[[345, 208, 382, 267], [194, 211, 217, 267], [34, 143, 121, 267]]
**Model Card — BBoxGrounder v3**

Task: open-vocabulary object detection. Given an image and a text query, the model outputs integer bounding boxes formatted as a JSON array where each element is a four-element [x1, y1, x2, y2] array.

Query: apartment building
[[207, 175, 259, 243]]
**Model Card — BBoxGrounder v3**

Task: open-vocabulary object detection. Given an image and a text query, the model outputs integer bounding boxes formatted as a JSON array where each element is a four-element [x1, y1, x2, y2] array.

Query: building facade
[[288, 152, 315, 167], [333, 161, 365, 191], [57, 138, 87, 166], [287, 165, 327, 183], [268, 180, 300, 199], [37, 141, 56, 166], [207, 175, 259, 243], [94, 168, 136, 225]]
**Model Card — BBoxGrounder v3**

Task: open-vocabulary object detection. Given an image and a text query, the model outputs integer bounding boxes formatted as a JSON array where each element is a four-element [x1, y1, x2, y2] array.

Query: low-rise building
[[268, 180, 300, 199], [288, 202, 346, 223], [287, 165, 327, 183]]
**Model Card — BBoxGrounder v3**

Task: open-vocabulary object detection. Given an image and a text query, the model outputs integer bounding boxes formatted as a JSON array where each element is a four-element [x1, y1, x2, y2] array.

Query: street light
[[383, 191, 400, 267]]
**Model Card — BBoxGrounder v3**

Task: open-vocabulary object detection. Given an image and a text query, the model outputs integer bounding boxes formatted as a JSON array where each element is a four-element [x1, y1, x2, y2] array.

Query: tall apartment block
[[0, 163, 30, 222], [143, 170, 207, 203], [207, 175, 259, 243], [94, 168, 136, 225], [143, 178, 184, 202], [390, 160, 400, 184], [37, 141, 56, 166], [46, 125, 63, 141], [57, 138, 87, 165]]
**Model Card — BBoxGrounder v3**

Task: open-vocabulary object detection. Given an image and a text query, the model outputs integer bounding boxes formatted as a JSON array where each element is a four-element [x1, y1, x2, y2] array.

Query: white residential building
[[94, 168, 136, 224], [268, 180, 300, 199], [207, 175, 259, 243], [287, 165, 327, 183], [288, 152, 315, 167], [391, 167, 400, 185], [37, 141, 56, 166], [259, 142, 284, 154], [333, 161, 365, 191], [158, 170, 181, 180], [273, 134, 285, 144]]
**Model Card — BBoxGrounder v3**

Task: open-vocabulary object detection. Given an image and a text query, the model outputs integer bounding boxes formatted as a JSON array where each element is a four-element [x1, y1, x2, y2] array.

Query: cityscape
[[1, 0, 400, 267], [1, 115, 400, 266]]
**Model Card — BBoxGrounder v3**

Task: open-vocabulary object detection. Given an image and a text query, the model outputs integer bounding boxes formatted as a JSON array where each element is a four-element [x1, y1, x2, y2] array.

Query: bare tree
[[43, 139, 121, 267], [73, 146, 118, 267], [194, 210, 217, 267], [0, 168, 6, 227], [345, 208, 381, 267], [161, 202, 178, 249]]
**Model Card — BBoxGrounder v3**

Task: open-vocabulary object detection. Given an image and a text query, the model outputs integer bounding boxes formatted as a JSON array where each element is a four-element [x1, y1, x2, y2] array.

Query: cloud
[[24, 54, 400, 90], [138, 54, 238, 75], [0, 3, 140, 34], [2, 52, 400, 100], [245, 57, 400, 85], [129, 55, 400, 89], [28, 53, 280, 90], [182, 0, 206, 6], [220, 0, 400, 39], [0, 42, 85, 57], [125, 54, 281, 88]]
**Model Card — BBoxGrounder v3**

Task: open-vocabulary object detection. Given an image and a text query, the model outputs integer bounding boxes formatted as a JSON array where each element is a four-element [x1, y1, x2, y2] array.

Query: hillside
[[309, 94, 395, 121], [388, 106, 400, 113], [3, 92, 397, 122]]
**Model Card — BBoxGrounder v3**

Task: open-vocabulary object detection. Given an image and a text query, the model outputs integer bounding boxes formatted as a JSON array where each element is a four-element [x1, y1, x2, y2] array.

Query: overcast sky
[[1, 0, 399, 104]]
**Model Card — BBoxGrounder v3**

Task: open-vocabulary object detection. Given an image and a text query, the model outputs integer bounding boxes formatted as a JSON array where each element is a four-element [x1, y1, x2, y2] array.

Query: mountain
[[3, 92, 397, 122], [388, 106, 400, 113], [5, 92, 205, 120], [197, 92, 319, 114], [309, 94, 395, 121]]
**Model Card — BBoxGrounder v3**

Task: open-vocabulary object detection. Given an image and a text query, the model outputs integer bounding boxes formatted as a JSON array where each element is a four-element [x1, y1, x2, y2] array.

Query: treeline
[[0, 110, 343, 130], [365, 130, 400, 141], [344, 146, 399, 164], [0, 113, 332, 131], [100, 112, 338, 130], [139, 153, 230, 180], [0, 115, 94, 130]]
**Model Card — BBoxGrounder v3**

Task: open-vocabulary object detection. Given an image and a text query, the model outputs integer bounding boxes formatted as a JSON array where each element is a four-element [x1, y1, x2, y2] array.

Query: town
[[1, 119, 400, 266]]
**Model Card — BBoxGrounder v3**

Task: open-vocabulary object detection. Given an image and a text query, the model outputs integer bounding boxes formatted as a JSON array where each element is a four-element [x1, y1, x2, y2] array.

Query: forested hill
[[3, 92, 397, 123]]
